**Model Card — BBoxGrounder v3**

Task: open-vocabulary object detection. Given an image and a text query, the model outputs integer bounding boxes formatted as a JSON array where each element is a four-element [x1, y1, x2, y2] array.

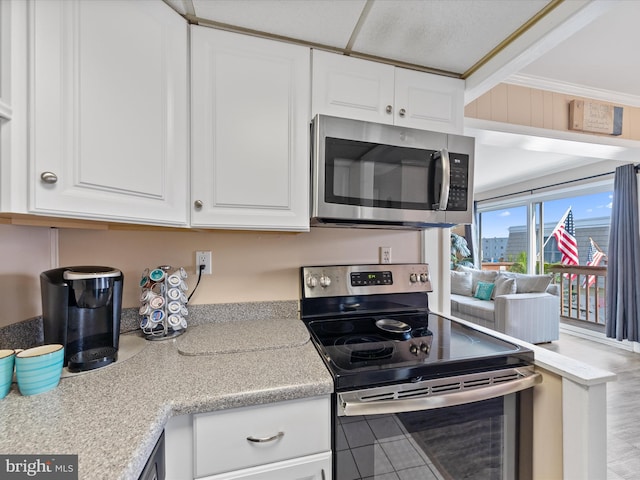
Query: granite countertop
[[0, 316, 334, 480], [176, 318, 311, 355]]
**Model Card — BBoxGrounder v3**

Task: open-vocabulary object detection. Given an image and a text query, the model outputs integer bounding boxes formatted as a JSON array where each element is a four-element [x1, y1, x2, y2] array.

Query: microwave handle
[[432, 149, 450, 211]]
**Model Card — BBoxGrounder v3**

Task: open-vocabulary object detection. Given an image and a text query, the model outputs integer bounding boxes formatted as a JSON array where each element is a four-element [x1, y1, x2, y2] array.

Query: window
[[543, 192, 611, 268], [477, 190, 612, 274]]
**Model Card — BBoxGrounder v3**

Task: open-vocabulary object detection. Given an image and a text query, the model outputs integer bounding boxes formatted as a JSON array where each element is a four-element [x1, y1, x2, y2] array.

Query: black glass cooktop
[[306, 312, 533, 390]]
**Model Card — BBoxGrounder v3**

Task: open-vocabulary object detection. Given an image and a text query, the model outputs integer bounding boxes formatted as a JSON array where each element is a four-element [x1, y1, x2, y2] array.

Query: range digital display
[[350, 271, 393, 286]]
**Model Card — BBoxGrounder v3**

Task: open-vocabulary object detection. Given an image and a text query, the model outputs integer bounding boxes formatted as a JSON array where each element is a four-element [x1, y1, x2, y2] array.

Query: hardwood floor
[[539, 332, 640, 480]]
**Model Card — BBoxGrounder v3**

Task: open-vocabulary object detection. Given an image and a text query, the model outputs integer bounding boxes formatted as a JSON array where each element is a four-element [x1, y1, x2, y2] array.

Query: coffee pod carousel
[[139, 266, 189, 340]]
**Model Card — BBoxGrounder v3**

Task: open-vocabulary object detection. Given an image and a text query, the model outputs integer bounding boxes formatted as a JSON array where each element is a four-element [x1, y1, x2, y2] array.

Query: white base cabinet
[[165, 396, 332, 480], [190, 26, 310, 231], [199, 452, 331, 480], [29, 0, 189, 226], [312, 49, 464, 134]]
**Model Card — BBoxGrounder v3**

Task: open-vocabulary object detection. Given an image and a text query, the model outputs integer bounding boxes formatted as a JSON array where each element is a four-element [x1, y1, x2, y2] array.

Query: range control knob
[[420, 273, 430, 283], [319, 275, 332, 288], [306, 275, 318, 288], [420, 343, 429, 354], [409, 344, 418, 355], [409, 273, 418, 283]]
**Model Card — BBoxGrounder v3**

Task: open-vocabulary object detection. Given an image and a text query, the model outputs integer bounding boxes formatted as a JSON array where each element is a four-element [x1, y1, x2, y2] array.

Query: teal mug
[[0, 349, 16, 399], [15, 344, 64, 396]]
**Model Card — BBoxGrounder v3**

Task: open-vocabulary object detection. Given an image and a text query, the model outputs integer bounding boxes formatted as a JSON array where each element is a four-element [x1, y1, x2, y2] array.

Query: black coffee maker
[[41, 266, 124, 372]]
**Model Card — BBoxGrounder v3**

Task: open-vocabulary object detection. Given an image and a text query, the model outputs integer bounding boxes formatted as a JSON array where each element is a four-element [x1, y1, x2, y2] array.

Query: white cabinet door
[[311, 49, 394, 124], [191, 27, 310, 231], [165, 414, 194, 480], [311, 50, 464, 134], [394, 67, 464, 134], [201, 452, 332, 480], [0, 0, 10, 120], [0, 0, 12, 212], [31, 0, 189, 226], [193, 396, 330, 477]]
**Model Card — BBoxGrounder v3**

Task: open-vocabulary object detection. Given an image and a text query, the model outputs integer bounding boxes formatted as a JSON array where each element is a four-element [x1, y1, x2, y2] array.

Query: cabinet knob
[[40, 172, 58, 184], [399, 108, 406, 117], [194, 200, 203, 209], [386, 105, 393, 114]]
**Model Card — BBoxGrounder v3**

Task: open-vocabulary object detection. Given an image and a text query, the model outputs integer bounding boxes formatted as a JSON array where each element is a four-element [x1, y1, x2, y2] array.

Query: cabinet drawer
[[198, 452, 332, 480], [194, 396, 330, 478]]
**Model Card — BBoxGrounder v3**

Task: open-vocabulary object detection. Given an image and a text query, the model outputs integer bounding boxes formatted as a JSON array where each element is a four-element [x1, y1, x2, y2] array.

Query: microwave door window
[[325, 138, 435, 210]]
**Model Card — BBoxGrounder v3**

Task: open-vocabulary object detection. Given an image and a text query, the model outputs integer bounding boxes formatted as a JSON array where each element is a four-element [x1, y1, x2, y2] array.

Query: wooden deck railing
[[547, 265, 608, 326]]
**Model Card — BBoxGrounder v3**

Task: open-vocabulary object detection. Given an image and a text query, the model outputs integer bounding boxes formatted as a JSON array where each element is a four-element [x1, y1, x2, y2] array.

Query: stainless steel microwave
[[310, 115, 474, 229]]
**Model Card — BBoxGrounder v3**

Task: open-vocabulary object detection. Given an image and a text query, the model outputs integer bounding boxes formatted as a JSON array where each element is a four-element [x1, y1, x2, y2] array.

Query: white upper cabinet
[[312, 50, 394, 125], [0, 0, 11, 120], [312, 49, 464, 134], [190, 27, 310, 231], [0, 0, 12, 213], [393, 67, 465, 134], [30, 0, 189, 226]]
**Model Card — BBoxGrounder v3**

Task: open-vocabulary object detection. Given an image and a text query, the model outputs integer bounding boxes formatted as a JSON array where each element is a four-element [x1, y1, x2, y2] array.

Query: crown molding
[[506, 73, 640, 108]]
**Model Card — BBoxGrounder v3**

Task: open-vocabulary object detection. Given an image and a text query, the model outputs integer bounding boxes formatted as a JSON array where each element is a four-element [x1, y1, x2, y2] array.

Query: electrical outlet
[[196, 251, 212, 275], [380, 246, 391, 264]]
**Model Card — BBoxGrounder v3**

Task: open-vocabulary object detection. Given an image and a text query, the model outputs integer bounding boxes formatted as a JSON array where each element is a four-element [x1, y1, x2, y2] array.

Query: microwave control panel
[[447, 153, 469, 211]]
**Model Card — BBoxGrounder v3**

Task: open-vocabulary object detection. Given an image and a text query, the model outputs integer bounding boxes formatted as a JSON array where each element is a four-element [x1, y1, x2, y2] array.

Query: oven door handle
[[339, 371, 542, 416]]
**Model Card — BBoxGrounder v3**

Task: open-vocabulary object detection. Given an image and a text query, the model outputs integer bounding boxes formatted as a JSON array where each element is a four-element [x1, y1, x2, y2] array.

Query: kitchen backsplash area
[[0, 224, 54, 328], [0, 223, 422, 328], [0, 299, 300, 350]]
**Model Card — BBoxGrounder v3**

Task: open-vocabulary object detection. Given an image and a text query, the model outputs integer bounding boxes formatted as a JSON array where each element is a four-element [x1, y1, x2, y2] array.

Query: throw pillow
[[451, 271, 473, 296], [474, 281, 495, 301], [500, 272, 552, 293], [492, 276, 517, 299], [456, 265, 498, 292]]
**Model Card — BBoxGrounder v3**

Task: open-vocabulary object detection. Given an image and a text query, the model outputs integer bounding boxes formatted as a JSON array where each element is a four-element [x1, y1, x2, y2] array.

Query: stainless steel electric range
[[300, 263, 541, 480]]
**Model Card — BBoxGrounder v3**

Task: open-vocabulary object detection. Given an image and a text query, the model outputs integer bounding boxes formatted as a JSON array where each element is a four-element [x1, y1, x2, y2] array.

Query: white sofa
[[450, 267, 560, 344]]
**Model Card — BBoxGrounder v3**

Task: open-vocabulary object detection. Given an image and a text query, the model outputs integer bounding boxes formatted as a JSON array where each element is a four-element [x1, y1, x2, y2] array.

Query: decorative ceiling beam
[[464, 0, 615, 105]]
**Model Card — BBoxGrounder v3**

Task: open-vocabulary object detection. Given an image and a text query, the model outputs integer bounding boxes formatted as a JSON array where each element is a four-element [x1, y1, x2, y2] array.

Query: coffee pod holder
[[139, 265, 189, 341]]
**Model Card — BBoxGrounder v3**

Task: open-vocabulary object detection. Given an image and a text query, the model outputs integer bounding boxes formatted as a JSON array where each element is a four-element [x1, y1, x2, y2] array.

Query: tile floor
[[539, 332, 640, 480], [336, 414, 444, 480]]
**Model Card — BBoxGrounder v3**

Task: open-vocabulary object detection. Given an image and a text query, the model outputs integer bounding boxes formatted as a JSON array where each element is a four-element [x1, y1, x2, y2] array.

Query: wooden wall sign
[[569, 99, 623, 135]]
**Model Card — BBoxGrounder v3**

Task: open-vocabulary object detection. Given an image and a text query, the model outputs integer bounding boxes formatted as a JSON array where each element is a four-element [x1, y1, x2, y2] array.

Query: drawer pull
[[246, 431, 284, 443]]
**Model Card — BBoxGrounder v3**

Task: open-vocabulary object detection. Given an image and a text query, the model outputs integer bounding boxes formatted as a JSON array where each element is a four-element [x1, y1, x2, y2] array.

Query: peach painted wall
[[465, 83, 640, 140], [0, 225, 422, 327], [0, 224, 55, 327]]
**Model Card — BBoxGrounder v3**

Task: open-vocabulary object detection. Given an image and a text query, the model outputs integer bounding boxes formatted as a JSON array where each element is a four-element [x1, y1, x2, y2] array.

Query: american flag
[[552, 209, 579, 267], [585, 238, 606, 288]]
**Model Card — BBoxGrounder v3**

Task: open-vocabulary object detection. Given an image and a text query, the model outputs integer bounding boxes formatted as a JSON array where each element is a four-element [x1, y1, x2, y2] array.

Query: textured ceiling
[[349, 0, 549, 74], [185, 0, 551, 76]]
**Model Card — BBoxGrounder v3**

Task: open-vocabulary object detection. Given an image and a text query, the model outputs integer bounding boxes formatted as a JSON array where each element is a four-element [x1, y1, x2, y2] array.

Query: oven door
[[334, 368, 539, 480]]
